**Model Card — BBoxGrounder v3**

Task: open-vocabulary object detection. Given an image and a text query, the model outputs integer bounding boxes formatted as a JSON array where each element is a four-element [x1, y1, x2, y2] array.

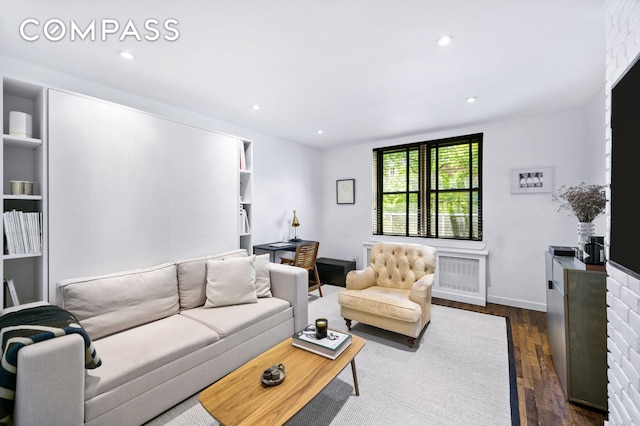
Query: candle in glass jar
[[315, 318, 328, 339]]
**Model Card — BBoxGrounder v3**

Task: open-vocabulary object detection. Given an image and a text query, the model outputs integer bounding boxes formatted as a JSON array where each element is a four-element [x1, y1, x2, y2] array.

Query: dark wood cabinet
[[316, 258, 356, 287], [545, 252, 607, 410]]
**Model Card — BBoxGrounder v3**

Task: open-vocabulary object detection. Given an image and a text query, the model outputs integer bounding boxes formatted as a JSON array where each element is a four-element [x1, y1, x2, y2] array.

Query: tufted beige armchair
[[338, 242, 437, 347]]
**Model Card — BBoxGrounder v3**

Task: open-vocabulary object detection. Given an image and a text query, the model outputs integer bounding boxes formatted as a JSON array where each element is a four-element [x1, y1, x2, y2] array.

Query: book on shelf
[[3, 278, 20, 307], [239, 142, 247, 171], [3, 210, 42, 256], [238, 208, 250, 234], [292, 326, 352, 360]]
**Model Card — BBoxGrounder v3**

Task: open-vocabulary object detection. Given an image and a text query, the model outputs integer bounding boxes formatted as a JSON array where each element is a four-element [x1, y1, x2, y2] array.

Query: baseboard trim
[[487, 295, 546, 312], [432, 289, 486, 306]]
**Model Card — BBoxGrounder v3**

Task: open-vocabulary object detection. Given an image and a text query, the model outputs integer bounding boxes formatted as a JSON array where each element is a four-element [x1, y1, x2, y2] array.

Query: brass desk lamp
[[291, 210, 301, 242]]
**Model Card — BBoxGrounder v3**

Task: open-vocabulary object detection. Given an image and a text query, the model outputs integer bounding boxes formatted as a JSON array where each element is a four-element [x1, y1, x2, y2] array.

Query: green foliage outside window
[[373, 134, 482, 240]]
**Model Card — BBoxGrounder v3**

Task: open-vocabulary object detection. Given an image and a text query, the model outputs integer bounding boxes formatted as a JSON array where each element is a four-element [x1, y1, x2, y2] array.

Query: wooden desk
[[253, 240, 317, 262], [199, 334, 365, 425]]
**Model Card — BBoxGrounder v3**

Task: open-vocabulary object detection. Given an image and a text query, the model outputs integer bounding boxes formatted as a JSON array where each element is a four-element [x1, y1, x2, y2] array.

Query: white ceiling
[[0, 1, 605, 149]]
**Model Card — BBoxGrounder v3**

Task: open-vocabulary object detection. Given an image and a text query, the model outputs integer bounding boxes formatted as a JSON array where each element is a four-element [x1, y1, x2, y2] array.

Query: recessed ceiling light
[[317, 130, 324, 135], [466, 97, 477, 103], [252, 104, 260, 111], [119, 51, 134, 60], [437, 35, 452, 47]]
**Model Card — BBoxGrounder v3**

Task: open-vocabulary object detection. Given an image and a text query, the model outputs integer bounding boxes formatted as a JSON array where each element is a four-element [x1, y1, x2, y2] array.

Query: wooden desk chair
[[280, 241, 323, 297]]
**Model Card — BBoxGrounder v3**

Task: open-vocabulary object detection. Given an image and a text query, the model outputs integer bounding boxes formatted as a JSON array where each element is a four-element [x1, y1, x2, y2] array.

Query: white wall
[[0, 54, 323, 273], [604, 1, 640, 424], [321, 107, 605, 311]]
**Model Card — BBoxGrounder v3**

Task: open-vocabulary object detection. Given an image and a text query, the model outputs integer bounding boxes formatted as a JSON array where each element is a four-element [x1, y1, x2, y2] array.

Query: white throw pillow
[[205, 257, 258, 308], [254, 253, 272, 298]]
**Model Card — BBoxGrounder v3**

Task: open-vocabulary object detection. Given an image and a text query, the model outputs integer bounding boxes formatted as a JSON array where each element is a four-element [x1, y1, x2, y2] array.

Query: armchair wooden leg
[[407, 337, 415, 348], [345, 319, 352, 330]]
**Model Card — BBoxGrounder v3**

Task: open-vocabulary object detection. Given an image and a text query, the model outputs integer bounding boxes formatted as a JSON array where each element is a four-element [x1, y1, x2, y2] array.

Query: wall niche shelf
[[4, 195, 43, 201], [3, 134, 42, 149], [238, 140, 253, 251], [1, 76, 49, 308]]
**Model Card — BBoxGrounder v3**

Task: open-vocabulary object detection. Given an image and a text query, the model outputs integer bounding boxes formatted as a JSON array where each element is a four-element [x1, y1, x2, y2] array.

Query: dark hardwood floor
[[432, 298, 608, 426]]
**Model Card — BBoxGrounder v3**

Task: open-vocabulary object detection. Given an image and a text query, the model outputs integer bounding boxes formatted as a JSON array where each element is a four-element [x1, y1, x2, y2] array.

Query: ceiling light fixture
[[466, 97, 477, 103], [317, 130, 324, 135], [119, 51, 134, 60], [437, 35, 452, 47], [252, 104, 260, 111]]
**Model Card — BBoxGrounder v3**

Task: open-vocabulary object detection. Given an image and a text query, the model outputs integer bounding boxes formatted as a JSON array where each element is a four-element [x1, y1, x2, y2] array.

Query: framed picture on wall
[[336, 179, 355, 204], [510, 167, 554, 194]]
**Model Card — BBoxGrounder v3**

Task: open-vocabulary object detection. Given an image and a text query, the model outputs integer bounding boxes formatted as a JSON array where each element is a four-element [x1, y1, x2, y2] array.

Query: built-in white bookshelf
[[239, 140, 253, 252], [1, 77, 48, 308]]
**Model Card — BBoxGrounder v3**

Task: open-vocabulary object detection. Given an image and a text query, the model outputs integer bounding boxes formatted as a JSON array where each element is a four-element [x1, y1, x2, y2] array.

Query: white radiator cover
[[362, 242, 488, 306]]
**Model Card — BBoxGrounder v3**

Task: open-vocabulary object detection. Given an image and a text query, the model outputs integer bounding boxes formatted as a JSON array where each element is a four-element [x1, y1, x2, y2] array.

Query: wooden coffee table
[[199, 333, 365, 425]]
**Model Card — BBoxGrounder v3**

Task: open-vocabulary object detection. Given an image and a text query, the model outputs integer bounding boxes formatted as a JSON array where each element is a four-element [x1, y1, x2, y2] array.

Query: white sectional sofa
[[9, 249, 308, 426]]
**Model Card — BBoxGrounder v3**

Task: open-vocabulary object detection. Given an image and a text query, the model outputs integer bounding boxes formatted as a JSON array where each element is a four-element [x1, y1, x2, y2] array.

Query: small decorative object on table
[[261, 363, 286, 387], [551, 182, 607, 254]]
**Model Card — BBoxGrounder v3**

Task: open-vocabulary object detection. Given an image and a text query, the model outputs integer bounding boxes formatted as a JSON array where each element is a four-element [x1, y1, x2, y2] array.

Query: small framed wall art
[[510, 167, 554, 194], [336, 179, 355, 204]]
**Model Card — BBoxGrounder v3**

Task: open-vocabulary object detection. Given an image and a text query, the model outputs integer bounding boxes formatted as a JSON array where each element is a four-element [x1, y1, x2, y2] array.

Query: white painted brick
[[609, 306, 622, 330], [608, 399, 622, 425], [612, 327, 631, 358], [620, 320, 640, 351], [622, 356, 640, 390], [610, 363, 624, 397], [613, 390, 632, 425], [620, 285, 640, 311], [628, 273, 640, 296], [608, 276, 622, 297], [630, 384, 640, 417], [630, 308, 640, 333], [609, 265, 629, 285], [609, 336, 623, 364], [631, 347, 640, 370], [612, 295, 630, 320], [612, 360, 630, 394], [625, 393, 640, 426], [611, 335, 627, 361]]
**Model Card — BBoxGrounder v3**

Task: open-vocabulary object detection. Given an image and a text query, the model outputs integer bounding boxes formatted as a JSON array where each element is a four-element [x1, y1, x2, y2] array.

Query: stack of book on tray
[[292, 326, 352, 360]]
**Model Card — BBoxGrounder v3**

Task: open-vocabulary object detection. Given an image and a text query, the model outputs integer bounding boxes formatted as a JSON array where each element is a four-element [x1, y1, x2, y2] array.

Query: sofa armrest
[[269, 262, 309, 333], [14, 333, 85, 426], [345, 267, 376, 290], [410, 273, 434, 325]]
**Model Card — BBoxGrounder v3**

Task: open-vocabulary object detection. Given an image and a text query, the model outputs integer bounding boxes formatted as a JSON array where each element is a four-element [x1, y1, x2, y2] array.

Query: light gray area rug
[[145, 285, 512, 426]]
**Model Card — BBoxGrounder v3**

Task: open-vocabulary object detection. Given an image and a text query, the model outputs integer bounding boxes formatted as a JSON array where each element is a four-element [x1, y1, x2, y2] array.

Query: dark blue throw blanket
[[0, 305, 101, 424]]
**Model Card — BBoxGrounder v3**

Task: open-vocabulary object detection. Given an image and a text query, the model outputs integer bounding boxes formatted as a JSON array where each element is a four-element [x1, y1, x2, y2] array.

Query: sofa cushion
[[85, 314, 220, 402], [176, 249, 247, 309], [205, 257, 258, 308], [254, 253, 272, 298], [181, 297, 291, 338], [57, 263, 180, 340], [338, 286, 422, 323]]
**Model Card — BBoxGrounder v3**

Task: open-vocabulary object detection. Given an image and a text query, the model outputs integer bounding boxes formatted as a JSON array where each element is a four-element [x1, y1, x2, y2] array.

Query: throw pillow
[[205, 256, 258, 308], [254, 253, 272, 298]]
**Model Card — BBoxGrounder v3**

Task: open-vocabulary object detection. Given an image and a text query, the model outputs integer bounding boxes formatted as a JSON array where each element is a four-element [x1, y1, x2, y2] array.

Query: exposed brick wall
[[606, 1, 640, 424]]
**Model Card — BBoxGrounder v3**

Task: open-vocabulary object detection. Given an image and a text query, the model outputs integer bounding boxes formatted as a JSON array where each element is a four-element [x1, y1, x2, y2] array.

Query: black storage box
[[549, 246, 576, 257], [315, 257, 356, 287]]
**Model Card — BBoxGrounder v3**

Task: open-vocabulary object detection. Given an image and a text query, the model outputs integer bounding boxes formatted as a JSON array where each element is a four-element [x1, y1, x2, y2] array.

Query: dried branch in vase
[[551, 182, 607, 223]]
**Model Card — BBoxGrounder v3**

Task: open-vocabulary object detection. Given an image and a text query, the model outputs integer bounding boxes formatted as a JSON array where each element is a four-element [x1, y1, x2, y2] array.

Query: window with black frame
[[372, 133, 482, 240]]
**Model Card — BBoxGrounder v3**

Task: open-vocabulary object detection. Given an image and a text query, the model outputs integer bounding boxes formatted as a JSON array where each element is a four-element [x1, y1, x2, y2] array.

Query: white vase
[[577, 222, 595, 251]]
